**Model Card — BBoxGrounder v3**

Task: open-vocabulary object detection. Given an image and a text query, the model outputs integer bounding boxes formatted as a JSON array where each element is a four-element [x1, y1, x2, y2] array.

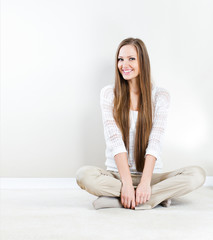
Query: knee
[[188, 166, 206, 189], [75, 165, 98, 189]]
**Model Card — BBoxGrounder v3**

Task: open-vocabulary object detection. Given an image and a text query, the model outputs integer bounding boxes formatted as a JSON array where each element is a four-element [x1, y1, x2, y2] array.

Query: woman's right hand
[[121, 182, 136, 209]]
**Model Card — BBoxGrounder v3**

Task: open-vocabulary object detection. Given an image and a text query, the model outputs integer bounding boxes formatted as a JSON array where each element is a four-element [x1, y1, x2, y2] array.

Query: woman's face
[[117, 44, 140, 81]]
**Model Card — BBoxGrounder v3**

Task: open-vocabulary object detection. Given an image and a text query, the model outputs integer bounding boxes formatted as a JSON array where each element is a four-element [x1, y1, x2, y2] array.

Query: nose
[[121, 59, 131, 68]]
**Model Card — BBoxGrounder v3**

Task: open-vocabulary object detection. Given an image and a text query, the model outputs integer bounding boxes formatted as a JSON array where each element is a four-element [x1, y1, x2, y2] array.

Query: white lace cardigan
[[100, 83, 171, 174]]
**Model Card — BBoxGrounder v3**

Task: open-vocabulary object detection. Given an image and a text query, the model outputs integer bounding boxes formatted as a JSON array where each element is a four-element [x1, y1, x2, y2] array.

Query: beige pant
[[75, 165, 206, 209]]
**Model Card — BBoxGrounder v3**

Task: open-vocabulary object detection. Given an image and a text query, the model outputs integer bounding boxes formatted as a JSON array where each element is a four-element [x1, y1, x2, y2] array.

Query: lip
[[122, 69, 133, 75]]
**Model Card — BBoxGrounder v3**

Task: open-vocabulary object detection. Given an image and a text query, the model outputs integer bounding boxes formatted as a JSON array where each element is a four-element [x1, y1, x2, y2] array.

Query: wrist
[[140, 178, 151, 185], [121, 178, 133, 186]]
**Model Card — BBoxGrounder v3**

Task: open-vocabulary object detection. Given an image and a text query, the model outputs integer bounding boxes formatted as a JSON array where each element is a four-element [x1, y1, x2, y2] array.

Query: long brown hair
[[113, 37, 153, 172]]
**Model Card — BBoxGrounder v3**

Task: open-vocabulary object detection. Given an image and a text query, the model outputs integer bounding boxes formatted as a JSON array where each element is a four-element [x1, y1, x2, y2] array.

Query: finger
[[122, 199, 125, 208], [137, 199, 140, 205], [136, 199, 139, 206], [145, 194, 150, 202], [127, 199, 131, 209], [143, 196, 148, 204], [142, 196, 147, 204], [122, 197, 126, 207], [136, 196, 141, 206], [131, 200, 135, 209], [136, 195, 141, 205], [126, 198, 130, 208], [131, 195, 135, 209], [124, 199, 128, 208], [135, 193, 140, 205]]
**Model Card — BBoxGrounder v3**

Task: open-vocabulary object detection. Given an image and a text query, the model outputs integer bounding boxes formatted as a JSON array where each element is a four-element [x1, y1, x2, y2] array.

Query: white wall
[[1, 0, 213, 177]]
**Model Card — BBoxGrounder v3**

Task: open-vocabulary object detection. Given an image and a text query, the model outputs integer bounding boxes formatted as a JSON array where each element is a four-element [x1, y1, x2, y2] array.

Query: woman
[[75, 37, 206, 210]]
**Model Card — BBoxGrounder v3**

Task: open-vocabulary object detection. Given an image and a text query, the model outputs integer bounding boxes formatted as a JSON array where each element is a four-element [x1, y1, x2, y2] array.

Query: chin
[[123, 76, 136, 80]]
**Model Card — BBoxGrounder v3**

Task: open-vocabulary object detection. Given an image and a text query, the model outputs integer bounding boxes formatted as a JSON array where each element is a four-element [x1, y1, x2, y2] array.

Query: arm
[[100, 86, 135, 209], [140, 154, 156, 185], [140, 88, 170, 185], [136, 88, 171, 205], [114, 152, 135, 209], [114, 152, 132, 185], [100, 86, 127, 157], [100, 86, 132, 184], [135, 154, 156, 206], [144, 87, 171, 161]]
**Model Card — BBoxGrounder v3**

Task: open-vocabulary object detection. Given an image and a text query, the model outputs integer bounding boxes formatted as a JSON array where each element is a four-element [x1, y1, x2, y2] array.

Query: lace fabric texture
[[100, 83, 171, 174]]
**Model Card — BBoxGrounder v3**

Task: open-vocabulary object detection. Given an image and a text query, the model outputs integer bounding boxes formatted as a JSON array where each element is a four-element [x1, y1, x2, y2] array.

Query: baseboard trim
[[0, 177, 212, 189], [0, 178, 81, 189]]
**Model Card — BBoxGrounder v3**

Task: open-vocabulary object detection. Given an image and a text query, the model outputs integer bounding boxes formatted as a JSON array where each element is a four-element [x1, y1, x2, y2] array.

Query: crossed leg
[[75, 165, 206, 210]]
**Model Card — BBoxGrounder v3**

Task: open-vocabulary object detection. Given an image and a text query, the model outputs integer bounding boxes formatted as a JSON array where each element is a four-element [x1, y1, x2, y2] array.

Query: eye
[[118, 57, 135, 61]]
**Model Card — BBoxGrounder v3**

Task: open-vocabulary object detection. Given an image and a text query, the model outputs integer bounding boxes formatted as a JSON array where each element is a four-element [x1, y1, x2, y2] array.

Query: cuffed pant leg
[[75, 165, 122, 197], [135, 165, 206, 210]]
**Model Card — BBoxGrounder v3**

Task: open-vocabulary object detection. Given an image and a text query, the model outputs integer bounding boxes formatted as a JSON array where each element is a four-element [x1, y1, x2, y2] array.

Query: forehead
[[118, 45, 137, 57]]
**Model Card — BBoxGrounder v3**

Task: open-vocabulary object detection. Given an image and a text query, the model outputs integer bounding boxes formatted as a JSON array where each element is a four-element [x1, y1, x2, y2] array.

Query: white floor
[[0, 179, 213, 240]]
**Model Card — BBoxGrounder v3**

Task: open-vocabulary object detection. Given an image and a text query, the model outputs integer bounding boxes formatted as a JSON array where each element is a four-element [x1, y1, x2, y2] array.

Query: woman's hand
[[135, 182, 151, 206], [121, 182, 136, 209]]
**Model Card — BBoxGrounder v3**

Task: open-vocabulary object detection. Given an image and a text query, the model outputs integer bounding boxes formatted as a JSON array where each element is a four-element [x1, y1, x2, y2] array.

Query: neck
[[128, 78, 139, 95]]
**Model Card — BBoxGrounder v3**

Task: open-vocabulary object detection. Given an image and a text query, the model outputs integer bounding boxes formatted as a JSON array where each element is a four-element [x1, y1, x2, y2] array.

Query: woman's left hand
[[135, 182, 151, 206]]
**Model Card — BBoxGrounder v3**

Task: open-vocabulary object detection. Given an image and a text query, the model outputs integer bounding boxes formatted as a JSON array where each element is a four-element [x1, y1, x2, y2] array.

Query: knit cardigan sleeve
[[145, 87, 171, 161], [100, 85, 127, 157]]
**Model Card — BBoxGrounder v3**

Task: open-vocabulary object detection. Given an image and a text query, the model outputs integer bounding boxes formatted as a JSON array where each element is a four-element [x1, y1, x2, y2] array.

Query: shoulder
[[152, 85, 171, 107], [100, 84, 114, 102]]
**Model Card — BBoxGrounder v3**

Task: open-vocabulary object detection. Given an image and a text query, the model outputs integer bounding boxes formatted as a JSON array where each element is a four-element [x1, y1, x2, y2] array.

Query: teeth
[[123, 70, 132, 73]]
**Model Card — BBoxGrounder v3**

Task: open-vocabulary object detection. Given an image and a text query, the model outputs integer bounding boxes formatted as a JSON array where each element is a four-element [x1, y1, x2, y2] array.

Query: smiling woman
[[75, 37, 206, 211], [117, 45, 140, 81]]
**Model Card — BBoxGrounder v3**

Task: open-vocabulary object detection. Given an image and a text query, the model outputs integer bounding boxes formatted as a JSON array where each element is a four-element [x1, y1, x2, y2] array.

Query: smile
[[123, 69, 133, 75]]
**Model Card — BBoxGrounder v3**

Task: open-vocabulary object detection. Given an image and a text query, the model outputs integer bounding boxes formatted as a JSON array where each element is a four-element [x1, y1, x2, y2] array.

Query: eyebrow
[[118, 55, 136, 58]]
